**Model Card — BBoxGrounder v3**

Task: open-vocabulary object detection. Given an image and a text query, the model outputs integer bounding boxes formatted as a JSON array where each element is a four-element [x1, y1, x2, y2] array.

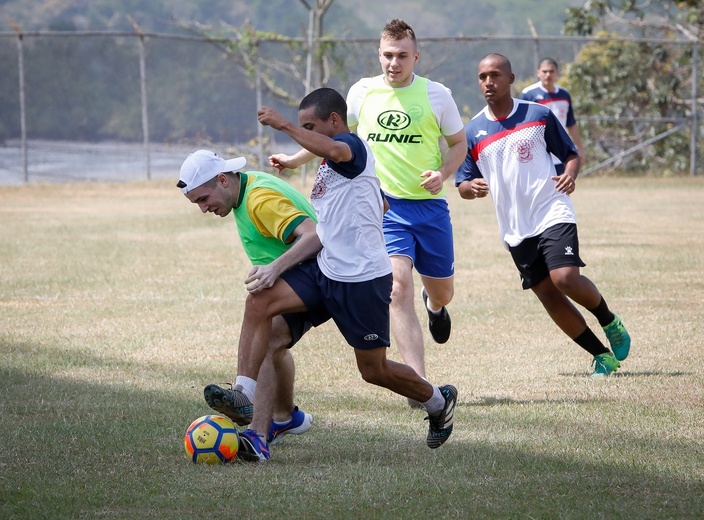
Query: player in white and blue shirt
[[227, 87, 458, 453], [456, 53, 631, 378], [457, 98, 577, 249], [520, 57, 584, 172], [520, 82, 576, 130]]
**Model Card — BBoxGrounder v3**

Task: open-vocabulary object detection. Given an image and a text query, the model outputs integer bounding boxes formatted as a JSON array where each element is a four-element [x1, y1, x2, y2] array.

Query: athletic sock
[[573, 327, 609, 356], [421, 385, 445, 414], [425, 299, 443, 314], [234, 375, 256, 402], [588, 296, 616, 327]]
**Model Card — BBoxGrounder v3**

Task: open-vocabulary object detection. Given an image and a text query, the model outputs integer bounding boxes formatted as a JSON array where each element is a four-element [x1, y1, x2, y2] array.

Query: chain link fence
[[0, 31, 700, 185]]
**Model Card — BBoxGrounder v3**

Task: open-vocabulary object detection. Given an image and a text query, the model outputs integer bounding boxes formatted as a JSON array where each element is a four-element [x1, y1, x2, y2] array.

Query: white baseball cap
[[178, 149, 247, 194]]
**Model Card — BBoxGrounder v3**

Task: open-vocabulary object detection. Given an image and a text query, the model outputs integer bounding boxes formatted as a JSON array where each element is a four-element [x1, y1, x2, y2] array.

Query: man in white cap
[[178, 149, 321, 461]]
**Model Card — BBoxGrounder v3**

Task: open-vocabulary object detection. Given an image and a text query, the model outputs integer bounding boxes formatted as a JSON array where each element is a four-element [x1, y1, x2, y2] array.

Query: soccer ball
[[184, 414, 239, 464]]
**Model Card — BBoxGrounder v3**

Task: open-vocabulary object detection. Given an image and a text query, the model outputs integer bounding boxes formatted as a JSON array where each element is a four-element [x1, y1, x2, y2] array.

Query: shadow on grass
[[468, 396, 598, 406], [1, 341, 702, 519], [558, 370, 691, 378]]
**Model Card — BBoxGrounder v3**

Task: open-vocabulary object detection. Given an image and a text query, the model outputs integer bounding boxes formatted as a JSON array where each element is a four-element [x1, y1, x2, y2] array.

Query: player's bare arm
[[245, 218, 321, 293], [268, 149, 318, 173], [420, 130, 468, 195], [259, 106, 351, 163], [567, 124, 585, 162]]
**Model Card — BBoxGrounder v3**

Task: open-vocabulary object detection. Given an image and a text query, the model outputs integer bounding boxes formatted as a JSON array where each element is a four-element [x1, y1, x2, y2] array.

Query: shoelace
[[605, 321, 623, 343]]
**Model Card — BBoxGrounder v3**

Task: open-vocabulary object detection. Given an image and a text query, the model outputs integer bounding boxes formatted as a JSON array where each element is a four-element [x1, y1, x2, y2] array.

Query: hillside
[[0, 0, 583, 37]]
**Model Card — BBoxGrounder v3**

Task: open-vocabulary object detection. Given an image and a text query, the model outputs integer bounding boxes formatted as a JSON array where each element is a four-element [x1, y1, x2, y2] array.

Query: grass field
[[1, 177, 703, 519]]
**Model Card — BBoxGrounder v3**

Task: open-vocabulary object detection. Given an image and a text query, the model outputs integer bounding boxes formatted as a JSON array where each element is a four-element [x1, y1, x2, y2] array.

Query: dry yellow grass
[[1, 176, 703, 518]]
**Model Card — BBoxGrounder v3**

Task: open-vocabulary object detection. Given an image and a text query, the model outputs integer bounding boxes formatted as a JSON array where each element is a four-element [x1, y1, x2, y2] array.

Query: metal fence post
[[129, 16, 151, 181], [137, 35, 151, 180], [691, 39, 699, 177], [15, 30, 27, 183], [255, 41, 264, 169]]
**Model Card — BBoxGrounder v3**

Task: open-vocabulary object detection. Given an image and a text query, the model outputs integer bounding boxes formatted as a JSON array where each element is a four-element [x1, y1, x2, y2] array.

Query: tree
[[300, 0, 334, 90], [563, 1, 702, 174], [564, 1, 703, 40], [561, 33, 691, 173], [179, 0, 336, 108]]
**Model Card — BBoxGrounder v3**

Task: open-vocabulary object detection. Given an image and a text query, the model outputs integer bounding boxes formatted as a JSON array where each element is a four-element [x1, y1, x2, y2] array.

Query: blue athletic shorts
[[280, 258, 392, 350], [382, 196, 454, 278], [508, 223, 586, 290]]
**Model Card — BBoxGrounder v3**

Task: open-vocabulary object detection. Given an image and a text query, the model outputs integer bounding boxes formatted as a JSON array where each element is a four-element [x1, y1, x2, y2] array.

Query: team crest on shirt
[[516, 140, 533, 163]]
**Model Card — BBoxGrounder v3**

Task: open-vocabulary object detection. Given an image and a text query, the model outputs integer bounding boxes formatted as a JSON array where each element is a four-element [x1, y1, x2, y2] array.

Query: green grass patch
[[1, 178, 702, 519]]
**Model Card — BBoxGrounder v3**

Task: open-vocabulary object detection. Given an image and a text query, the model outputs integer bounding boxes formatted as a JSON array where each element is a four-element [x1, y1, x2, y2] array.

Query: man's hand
[[244, 264, 281, 294], [268, 154, 295, 173], [552, 172, 576, 195], [458, 178, 489, 199], [420, 170, 444, 195], [257, 106, 287, 131]]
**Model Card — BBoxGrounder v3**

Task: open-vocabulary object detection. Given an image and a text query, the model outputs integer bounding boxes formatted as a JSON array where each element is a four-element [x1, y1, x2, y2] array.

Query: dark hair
[[299, 87, 348, 125], [539, 57, 559, 69], [481, 53, 513, 73], [381, 18, 416, 43]]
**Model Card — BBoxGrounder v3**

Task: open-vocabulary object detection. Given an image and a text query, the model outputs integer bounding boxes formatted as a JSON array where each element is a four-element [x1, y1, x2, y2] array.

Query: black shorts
[[509, 222, 585, 290], [281, 312, 314, 348], [280, 258, 392, 350]]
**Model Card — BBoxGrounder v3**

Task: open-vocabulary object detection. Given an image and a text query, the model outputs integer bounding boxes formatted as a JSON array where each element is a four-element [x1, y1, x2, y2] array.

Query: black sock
[[573, 327, 609, 356], [588, 296, 615, 328]]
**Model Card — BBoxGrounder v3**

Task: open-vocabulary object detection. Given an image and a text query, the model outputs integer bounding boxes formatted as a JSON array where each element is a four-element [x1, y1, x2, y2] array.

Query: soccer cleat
[[425, 384, 457, 449], [203, 384, 253, 426], [237, 429, 270, 462], [421, 287, 452, 344], [603, 315, 631, 361], [590, 352, 620, 377], [267, 406, 314, 446]]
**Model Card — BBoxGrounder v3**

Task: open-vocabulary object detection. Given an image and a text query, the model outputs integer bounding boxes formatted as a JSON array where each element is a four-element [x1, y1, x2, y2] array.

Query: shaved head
[[480, 53, 512, 74]]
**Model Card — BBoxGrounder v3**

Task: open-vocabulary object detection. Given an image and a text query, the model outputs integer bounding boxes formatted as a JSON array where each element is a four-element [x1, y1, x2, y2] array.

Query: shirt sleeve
[[346, 79, 371, 128], [246, 188, 312, 244], [327, 133, 367, 179], [544, 111, 578, 164], [427, 80, 465, 136], [455, 126, 483, 185]]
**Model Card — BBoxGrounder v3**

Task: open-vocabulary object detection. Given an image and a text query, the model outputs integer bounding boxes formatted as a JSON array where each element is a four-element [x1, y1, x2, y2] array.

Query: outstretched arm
[[258, 106, 351, 163], [268, 148, 318, 173]]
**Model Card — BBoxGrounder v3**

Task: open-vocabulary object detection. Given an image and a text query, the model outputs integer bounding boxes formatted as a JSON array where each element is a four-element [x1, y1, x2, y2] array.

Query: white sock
[[425, 297, 443, 314], [234, 376, 256, 402], [422, 385, 445, 414]]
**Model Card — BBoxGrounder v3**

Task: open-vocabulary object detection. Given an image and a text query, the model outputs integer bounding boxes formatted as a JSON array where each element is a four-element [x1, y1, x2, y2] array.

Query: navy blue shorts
[[281, 312, 314, 347], [280, 258, 392, 350], [508, 223, 585, 290], [383, 196, 454, 278]]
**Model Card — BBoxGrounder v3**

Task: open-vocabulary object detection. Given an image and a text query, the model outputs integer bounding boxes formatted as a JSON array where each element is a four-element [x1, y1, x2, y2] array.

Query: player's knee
[[244, 292, 276, 318], [432, 286, 454, 307], [356, 360, 385, 386], [555, 274, 581, 295]]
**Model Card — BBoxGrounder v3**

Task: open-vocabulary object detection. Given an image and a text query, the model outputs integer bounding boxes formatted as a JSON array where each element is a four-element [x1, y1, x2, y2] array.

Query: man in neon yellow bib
[[346, 19, 467, 401]]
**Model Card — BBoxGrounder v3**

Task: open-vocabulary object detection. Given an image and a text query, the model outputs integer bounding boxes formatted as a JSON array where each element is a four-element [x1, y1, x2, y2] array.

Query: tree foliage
[[564, 0, 703, 40], [562, 1, 702, 173]]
